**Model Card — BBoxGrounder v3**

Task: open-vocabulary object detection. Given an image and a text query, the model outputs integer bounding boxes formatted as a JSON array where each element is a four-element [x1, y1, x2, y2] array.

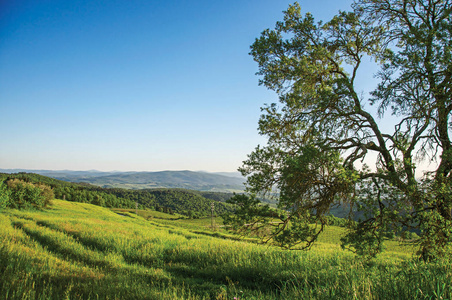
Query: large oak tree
[[230, 0, 452, 259]]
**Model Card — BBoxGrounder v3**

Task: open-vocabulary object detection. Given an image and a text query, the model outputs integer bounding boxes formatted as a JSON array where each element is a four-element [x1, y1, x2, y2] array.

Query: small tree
[[230, 0, 452, 259], [34, 183, 54, 207]]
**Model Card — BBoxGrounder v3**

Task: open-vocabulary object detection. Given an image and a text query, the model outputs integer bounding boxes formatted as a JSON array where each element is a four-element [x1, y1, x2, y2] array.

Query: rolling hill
[[0, 169, 246, 192], [1, 199, 446, 299]]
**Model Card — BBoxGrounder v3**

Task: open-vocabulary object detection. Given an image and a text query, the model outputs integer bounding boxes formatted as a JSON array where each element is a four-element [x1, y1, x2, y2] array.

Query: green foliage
[[236, 0, 452, 259], [4, 179, 53, 210], [99, 188, 233, 217], [144, 189, 229, 216], [325, 215, 350, 227], [0, 182, 11, 209], [34, 183, 54, 208], [224, 194, 352, 249], [223, 194, 273, 232]]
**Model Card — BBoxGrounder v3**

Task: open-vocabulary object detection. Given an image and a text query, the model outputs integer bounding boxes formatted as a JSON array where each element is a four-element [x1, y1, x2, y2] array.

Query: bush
[[34, 183, 54, 207], [0, 182, 11, 209], [5, 179, 53, 209]]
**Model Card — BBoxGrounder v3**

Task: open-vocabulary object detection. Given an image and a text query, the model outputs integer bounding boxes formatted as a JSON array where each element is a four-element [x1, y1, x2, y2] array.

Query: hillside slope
[[1, 200, 450, 299]]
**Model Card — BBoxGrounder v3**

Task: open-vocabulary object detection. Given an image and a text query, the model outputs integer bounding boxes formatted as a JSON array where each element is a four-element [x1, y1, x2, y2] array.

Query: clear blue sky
[[0, 0, 354, 172]]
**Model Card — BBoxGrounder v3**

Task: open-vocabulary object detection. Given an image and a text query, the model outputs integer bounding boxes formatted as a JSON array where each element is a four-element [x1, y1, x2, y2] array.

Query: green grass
[[1, 200, 452, 299], [112, 207, 185, 220]]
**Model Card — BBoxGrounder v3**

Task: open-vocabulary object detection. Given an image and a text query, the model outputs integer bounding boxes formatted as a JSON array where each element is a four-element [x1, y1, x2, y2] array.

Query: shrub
[[6, 179, 53, 209], [34, 183, 54, 207], [0, 182, 11, 209]]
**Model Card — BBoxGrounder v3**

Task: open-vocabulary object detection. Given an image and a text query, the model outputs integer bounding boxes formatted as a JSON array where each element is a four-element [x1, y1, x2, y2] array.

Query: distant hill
[[0, 169, 246, 192], [208, 171, 244, 178]]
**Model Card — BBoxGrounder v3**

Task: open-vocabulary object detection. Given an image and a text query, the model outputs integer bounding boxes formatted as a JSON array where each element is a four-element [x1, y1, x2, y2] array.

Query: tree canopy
[[228, 0, 452, 259]]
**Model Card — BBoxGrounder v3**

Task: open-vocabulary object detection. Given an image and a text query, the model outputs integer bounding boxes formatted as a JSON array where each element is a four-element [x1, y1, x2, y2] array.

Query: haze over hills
[[0, 169, 246, 192]]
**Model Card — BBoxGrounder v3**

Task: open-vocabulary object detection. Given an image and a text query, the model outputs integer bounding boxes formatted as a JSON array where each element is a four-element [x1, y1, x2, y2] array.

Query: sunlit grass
[[1, 200, 451, 299]]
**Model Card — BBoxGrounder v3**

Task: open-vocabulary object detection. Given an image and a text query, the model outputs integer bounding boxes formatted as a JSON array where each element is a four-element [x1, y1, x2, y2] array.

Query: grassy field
[[1, 200, 452, 299]]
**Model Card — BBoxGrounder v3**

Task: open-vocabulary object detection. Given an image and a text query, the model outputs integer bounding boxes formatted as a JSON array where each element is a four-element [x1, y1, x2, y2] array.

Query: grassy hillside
[[1, 200, 452, 299]]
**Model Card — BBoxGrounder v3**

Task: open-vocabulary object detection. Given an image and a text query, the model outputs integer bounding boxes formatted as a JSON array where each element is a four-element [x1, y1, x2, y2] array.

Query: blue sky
[[0, 0, 354, 172]]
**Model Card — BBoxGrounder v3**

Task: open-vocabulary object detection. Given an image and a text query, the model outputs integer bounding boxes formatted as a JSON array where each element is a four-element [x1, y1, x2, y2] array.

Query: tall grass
[[1, 200, 451, 299]]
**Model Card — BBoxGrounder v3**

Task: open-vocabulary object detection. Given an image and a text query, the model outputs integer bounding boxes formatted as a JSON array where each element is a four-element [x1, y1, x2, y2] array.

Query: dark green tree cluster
[[53, 186, 134, 208], [96, 188, 157, 206], [191, 190, 234, 203], [88, 187, 233, 217], [137, 189, 232, 218], [226, 0, 452, 259]]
